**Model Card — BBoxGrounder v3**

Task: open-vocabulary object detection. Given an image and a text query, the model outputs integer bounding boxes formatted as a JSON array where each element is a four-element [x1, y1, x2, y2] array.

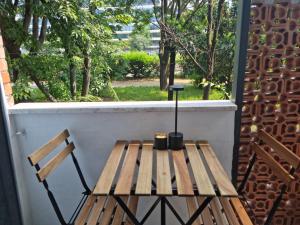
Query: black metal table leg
[[164, 198, 185, 225], [113, 195, 212, 225], [114, 196, 141, 225], [185, 197, 213, 225], [114, 196, 162, 225], [161, 197, 166, 225], [140, 197, 162, 224], [164, 196, 213, 225]]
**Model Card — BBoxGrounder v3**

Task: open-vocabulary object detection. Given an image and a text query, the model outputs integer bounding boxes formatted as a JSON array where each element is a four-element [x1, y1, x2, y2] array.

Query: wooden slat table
[[93, 140, 238, 225]]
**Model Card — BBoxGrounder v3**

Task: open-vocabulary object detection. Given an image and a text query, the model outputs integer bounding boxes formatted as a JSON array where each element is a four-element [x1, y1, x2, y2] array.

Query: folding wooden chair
[[28, 129, 139, 225], [184, 129, 300, 225]]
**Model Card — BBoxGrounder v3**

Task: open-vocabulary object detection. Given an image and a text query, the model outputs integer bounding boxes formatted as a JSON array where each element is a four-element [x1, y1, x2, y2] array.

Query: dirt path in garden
[[112, 78, 193, 87]]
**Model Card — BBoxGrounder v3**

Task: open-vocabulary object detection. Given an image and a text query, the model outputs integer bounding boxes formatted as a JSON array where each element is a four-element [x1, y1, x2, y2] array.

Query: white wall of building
[[8, 101, 236, 225]]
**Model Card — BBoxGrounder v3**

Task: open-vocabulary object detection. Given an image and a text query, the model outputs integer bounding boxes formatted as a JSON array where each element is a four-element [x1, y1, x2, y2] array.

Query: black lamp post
[[168, 85, 184, 150]]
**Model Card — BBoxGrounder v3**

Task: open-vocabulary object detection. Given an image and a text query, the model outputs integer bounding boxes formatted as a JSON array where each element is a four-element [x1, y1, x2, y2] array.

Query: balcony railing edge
[[8, 100, 237, 114]]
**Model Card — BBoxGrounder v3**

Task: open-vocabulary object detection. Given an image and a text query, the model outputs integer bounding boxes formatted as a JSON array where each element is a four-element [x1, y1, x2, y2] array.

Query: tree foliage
[[0, 0, 136, 102], [0, 0, 237, 102], [148, 0, 237, 99], [178, 1, 237, 99]]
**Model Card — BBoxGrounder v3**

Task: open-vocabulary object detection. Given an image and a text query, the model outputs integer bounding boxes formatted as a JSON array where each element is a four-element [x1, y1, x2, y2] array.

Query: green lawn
[[28, 85, 224, 102], [114, 86, 223, 101]]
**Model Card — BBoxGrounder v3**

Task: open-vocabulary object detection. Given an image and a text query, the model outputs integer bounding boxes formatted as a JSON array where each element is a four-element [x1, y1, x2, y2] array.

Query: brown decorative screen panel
[[238, 0, 300, 224]]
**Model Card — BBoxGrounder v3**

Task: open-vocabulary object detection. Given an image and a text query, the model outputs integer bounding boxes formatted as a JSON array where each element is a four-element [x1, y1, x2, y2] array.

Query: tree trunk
[[69, 59, 76, 99], [159, 0, 169, 90], [203, 0, 225, 100], [203, 0, 213, 100], [30, 74, 56, 102], [8, 50, 21, 82], [81, 51, 91, 96], [168, 47, 176, 100], [203, 55, 214, 100], [32, 15, 39, 40], [159, 47, 169, 90], [38, 16, 47, 45], [203, 82, 211, 100], [23, 0, 33, 34]]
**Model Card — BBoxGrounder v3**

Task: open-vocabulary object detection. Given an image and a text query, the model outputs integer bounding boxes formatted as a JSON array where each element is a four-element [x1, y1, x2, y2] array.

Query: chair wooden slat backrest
[[254, 130, 299, 183], [28, 129, 70, 166], [251, 143, 295, 183], [28, 129, 91, 225], [238, 129, 300, 225], [240, 129, 299, 188], [36, 142, 75, 182], [258, 130, 300, 170]]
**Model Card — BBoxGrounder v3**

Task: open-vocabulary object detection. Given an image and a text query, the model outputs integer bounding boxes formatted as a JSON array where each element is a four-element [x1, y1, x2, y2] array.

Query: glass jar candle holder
[[154, 132, 168, 150]]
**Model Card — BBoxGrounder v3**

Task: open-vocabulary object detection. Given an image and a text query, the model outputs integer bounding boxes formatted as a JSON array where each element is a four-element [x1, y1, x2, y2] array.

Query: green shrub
[[191, 73, 204, 88], [106, 54, 129, 80], [178, 56, 201, 79], [108, 51, 159, 80], [48, 79, 71, 101], [30, 89, 47, 102], [76, 95, 102, 102], [100, 82, 119, 101], [12, 77, 33, 103], [90, 76, 119, 101], [122, 51, 159, 78], [90, 76, 108, 96]]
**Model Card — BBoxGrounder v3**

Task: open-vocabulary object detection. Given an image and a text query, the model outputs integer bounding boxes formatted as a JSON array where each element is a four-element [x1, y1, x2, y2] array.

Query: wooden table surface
[[93, 140, 238, 197]]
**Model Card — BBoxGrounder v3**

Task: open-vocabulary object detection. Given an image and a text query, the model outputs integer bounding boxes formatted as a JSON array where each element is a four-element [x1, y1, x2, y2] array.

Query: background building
[[113, 1, 160, 53]]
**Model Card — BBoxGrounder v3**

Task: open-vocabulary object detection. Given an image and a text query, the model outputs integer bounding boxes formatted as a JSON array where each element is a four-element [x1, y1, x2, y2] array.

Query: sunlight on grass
[[114, 86, 224, 101], [29, 85, 224, 102]]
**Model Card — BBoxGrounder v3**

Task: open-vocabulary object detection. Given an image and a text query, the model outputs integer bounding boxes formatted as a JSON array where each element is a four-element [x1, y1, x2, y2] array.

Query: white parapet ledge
[[8, 100, 237, 114]]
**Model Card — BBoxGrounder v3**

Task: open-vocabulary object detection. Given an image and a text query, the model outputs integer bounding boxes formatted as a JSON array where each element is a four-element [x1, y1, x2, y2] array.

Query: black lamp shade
[[168, 85, 184, 150], [169, 85, 184, 91]]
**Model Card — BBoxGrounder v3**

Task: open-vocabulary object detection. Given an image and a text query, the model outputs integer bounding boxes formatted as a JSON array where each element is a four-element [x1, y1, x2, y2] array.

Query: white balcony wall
[[8, 101, 236, 225]]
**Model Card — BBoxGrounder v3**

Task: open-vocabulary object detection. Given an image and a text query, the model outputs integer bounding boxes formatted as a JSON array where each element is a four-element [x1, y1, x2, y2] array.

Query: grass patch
[[30, 89, 48, 102], [28, 85, 224, 102], [114, 85, 223, 101]]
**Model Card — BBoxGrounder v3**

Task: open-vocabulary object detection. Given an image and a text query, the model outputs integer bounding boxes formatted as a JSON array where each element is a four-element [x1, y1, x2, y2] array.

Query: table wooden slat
[[111, 197, 129, 225], [172, 150, 194, 196], [230, 198, 254, 225], [98, 197, 116, 225], [219, 197, 241, 225], [210, 198, 230, 225], [86, 197, 107, 225], [156, 150, 172, 195], [136, 142, 153, 195], [199, 143, 238, 197], [186, 197, 202, 225], [197, 197, 214, 225], [124, 196, 139, 225], [115, 143, 140, 195], [185, 144, 215, 196], [75, 195, 97, 225], [93, 141, 127, 195]]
